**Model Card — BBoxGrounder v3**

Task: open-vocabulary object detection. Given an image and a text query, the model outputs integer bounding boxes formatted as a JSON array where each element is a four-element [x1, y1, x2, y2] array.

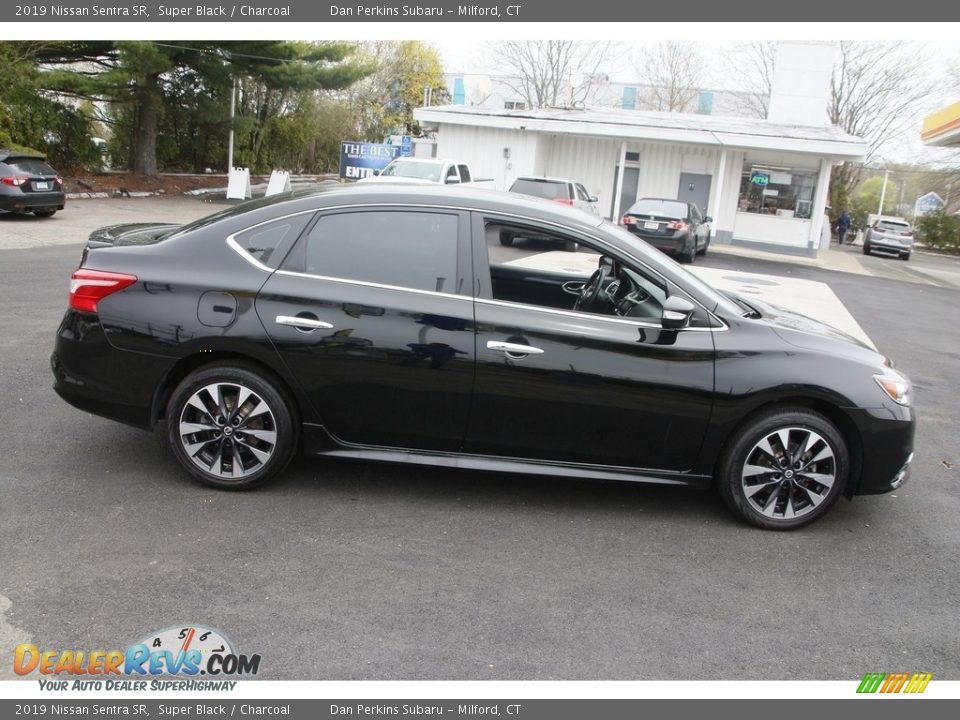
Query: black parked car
[[621, 197, 711, 263], [0, 149, 65, 217], [51, 185, 915, 529]]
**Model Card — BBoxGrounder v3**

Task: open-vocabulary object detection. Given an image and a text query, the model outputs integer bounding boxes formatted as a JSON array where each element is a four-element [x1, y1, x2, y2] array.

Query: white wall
[[767, 42, 836, 127]]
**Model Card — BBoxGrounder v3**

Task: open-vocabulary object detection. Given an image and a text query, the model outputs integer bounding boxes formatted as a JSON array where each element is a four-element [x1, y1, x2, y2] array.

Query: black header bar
[[3, 0, 954, 23]]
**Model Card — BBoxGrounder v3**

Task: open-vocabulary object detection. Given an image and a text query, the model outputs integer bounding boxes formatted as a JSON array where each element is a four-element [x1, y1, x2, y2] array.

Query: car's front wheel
[[717, 408, 848, 529], [166, 363, 298, 490]]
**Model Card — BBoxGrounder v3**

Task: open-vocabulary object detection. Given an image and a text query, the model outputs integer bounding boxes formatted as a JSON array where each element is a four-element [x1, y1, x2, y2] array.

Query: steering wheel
[[573, 266, 610, 313]]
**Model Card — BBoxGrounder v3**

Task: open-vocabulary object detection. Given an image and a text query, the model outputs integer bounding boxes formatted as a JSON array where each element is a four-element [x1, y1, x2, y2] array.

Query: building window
[[622, 87, 637, 110], [504, 101, 526, 110], [452, 78, 466, 105], [698, 91, 714, 115], [737, 162, 817, 219]]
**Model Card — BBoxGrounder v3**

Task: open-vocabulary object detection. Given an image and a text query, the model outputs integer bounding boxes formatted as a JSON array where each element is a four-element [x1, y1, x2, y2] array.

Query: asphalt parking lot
[[1, 199, 958, 681]]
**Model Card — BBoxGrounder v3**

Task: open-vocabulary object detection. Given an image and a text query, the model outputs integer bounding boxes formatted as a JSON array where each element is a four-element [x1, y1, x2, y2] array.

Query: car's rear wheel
[[900, 252, 911, 261], [33, 210, 56, 218], [717, 408, 848, 530], [680, 239, 696, 264], [499, 230, 515, 247], [166, 363, 297, 490], [862, 242, 871, 256]]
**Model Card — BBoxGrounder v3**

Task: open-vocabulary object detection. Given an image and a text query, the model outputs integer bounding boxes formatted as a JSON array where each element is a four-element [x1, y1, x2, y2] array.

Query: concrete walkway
[[708, 242, 871, 276]]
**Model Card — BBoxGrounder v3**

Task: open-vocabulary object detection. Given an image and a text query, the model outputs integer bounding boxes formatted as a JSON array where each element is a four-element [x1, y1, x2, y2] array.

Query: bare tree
[[490, 40, 618, 109], [635, 42, 703, 113], [829, 42, 936, 197], [722, 41, 776, 119]]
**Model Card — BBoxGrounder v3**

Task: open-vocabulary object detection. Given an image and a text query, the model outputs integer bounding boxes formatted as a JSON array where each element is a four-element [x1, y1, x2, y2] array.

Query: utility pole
[[878, 168, 890, 216]]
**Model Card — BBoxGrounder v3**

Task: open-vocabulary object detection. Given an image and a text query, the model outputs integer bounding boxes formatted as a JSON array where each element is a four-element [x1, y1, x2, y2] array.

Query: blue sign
[[915, 192, 944, 216], [339, 142, 402, 180], [400, 135, 413, 157], [750, 171, 770, 187]]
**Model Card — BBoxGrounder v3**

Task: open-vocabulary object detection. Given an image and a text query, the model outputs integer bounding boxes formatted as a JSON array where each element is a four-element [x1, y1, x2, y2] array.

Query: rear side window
[[509, 179, 569, 200], [292, 211, 459, 294], [3, 158, 57, 175], [232, 213, 312, 268], [457, 165, 472, 183]]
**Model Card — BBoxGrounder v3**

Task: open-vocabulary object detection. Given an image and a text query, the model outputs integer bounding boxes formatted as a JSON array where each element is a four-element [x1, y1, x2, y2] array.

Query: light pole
[[878, 168, 890, 216], [227, 76, 236, 171]]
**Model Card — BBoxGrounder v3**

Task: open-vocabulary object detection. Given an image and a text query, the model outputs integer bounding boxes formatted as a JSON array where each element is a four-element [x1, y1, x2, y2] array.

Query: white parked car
[[863, 217, 914, 261], [508, 176, 600, 216]]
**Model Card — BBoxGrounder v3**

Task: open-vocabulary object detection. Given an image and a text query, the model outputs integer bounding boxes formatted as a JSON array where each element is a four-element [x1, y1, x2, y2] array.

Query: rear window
[[876, 220, 911, 232], [2, 158, 57, 175], [509, 178, 570, 200], [626, 199, 688, 220]]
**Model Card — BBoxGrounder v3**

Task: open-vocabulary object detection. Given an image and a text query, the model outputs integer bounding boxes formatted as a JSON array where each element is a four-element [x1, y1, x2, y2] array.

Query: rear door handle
[[486, 341, 544, 357], [275, 315, 333, 331]]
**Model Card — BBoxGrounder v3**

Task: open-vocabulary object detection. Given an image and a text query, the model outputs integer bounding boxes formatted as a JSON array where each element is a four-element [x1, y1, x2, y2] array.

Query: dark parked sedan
[[0, 150, 65, 217], [51, 185, 915, 529], [621, 197, 710, 263]]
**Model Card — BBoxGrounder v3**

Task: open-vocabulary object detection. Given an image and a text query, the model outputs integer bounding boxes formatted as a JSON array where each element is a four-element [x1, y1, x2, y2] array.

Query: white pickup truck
[[358, 158, 495, 187]]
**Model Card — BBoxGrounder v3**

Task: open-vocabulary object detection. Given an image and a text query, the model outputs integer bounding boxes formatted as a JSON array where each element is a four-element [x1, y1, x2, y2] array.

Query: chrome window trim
[[224, 209, 318, 272]]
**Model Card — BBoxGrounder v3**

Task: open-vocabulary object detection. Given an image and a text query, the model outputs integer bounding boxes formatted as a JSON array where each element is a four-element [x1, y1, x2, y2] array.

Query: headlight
[[874, 370, 911, 406]]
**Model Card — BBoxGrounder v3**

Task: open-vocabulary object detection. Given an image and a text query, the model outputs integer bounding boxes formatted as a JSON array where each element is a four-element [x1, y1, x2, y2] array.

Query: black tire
[[166, 362, 298, 490], [563, 239, 579, 252], [716, 407, 848, 530], [862, 242, 871, 256], [33, 210, 56, 218], [900, 252, 910, 261], [697, 236, 710, 256], [680, 238, 696, 264], [498, 230, 515, 247]]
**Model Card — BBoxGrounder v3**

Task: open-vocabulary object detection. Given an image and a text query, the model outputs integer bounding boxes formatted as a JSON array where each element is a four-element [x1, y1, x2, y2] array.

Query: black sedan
[[51, 185, 915, 529], [0, 150, 66, 217], [621, 197, 711, 263]]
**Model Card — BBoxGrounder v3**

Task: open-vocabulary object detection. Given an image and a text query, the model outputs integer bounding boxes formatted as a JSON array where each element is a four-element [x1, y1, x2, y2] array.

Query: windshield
[[380, 160, 442, 182], [602, 219, 743, 318], [3, 158, 57, 175], [876, 220, 910, 232], [625, 199, 688, 220]]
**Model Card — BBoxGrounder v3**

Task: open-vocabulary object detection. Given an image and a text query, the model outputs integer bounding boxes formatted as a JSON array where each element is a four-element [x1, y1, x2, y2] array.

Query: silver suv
[[864, 217, 914, 261]]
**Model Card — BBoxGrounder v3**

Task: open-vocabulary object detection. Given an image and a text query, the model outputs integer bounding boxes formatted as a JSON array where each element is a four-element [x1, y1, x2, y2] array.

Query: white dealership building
[[415, 42, 866, 257]]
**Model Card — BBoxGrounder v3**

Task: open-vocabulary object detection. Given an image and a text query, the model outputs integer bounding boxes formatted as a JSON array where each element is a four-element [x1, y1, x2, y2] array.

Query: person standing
[[837, 210, 851, 245]]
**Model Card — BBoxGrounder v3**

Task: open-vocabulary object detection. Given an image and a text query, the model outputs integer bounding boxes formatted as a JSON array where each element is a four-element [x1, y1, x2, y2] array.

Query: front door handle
[[486, 340, 544, 357], [275, 314, 333, 332]]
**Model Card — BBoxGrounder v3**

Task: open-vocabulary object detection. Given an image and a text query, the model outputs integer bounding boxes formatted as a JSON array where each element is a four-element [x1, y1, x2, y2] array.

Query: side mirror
[[661, 295, 696, 330], [445, 176, 460, 184], [589, 195, 598, 203], [599, 255, 614, 271], [704, 216, 713, 223], [372, 169, 381, 177]]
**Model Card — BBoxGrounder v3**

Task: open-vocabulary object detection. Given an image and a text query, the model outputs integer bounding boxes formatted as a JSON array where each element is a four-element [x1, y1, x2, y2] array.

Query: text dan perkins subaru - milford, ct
[[50, 185, 915, 530]]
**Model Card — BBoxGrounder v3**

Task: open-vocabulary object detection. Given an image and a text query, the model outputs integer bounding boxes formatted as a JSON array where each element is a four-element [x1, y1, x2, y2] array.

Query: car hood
[[741, 295, 879, 356], [87, 222, 181, 248]]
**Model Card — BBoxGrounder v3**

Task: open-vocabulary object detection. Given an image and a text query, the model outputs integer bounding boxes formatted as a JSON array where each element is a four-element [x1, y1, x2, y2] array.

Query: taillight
[[55, 175, 63, 185], [552, 197, 574, 206], [904, 231, 913, 237], [667, 221, 688, 231], [69, 269, 137, 313], [1, 176, 27, 186], [621, 215, 637, 225]]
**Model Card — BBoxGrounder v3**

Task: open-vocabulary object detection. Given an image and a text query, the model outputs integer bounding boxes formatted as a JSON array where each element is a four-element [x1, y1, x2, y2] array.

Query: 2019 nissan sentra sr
[[51, 185, 915, 529]]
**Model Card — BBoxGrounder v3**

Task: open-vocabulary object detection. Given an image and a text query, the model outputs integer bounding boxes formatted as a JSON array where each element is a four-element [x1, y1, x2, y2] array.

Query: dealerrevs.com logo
[[14, 625, 261, 690]]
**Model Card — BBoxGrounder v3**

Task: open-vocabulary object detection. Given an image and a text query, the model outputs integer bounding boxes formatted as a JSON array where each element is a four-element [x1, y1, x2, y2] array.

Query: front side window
[[291, 211, 459, 294]]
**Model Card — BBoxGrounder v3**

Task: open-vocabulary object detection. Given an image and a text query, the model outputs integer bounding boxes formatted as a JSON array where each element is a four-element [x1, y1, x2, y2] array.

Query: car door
[[465, 212, 716, 472], [255, 207, 476, 452]]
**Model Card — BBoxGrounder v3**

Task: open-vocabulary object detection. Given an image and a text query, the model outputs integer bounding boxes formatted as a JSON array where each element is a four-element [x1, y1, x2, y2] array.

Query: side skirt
[[302, 423, 712, 489]]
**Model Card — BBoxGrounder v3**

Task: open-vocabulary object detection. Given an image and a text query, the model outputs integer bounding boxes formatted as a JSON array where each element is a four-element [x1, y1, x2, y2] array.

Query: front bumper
[[845, 405, 916, 496]]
